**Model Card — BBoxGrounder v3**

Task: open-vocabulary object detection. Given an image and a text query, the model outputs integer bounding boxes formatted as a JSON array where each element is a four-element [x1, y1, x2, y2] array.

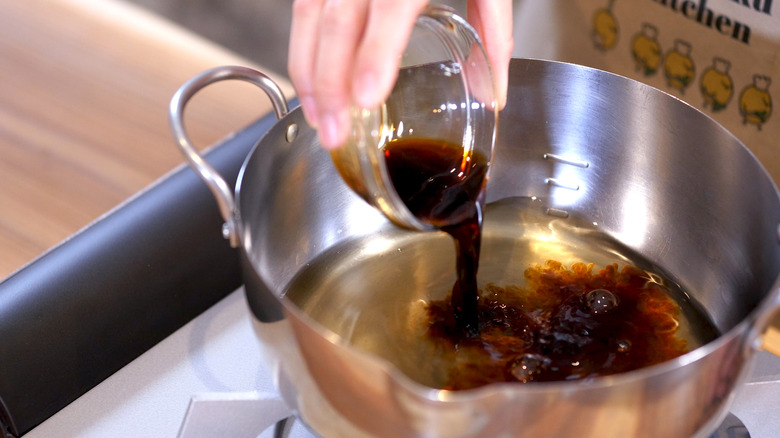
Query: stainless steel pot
[[170, 58, 780, 438]]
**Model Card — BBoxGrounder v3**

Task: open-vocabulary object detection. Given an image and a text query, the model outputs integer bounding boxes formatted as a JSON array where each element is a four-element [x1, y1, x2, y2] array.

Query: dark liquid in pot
[[283, 197, 720, 390], [384, 138, 488, 335], [426, 261, 690, 389]]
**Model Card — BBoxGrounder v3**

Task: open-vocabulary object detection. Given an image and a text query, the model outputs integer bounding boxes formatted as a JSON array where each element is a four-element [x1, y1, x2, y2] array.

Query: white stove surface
[[27, 288, 780, 438]]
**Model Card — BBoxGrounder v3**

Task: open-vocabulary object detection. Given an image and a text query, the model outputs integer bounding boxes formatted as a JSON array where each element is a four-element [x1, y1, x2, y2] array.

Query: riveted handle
[[169, 66, 289, 246]]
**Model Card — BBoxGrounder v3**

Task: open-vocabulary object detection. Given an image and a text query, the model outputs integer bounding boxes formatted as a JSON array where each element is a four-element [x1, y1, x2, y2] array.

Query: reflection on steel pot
[[170, 58, 780, 437]]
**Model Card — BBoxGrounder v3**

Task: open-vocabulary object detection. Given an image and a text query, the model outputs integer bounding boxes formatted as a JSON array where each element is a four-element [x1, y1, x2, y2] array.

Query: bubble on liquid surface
[[617, 339, 632, 352], [586, 289, 619, 314], [509, 354, 549, 383]]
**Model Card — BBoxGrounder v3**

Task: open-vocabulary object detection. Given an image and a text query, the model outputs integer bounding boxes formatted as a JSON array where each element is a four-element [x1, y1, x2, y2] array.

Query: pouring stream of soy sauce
[[383, 138, 488, 335]]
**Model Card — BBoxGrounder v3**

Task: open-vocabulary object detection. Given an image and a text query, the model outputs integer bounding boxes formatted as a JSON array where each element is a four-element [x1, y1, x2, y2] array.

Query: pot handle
[[169, 66, 289, 247]]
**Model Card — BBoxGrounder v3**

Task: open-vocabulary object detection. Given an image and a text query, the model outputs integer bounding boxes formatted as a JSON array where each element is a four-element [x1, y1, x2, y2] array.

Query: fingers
[[352, 0, 428, 109], [289, 0, 425, 150], [288, 0, 325, 128], [289, 0, 369, 148], [312, 0, 369, 148], [468, 0, 514, 109]]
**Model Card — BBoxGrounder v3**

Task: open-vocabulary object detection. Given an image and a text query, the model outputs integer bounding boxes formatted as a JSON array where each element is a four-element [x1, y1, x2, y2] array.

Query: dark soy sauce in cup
[[383, 138, 489, 335]]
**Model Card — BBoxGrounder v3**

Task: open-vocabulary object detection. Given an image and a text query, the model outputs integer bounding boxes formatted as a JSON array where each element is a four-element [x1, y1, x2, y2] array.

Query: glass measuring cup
[[330, 5, 497, 231]]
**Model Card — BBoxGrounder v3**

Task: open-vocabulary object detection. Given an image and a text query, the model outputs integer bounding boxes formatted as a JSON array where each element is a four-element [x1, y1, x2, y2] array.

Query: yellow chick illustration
[[739, 75, 773, 130], [592, 0, 618, 51], [664, 40, 695, 94], [632, 23, 661, 75], [700, 57, 733, 112]]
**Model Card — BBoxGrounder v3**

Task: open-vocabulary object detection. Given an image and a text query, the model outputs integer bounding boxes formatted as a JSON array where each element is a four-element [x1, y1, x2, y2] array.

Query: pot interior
[[284, 196, 726, 388]]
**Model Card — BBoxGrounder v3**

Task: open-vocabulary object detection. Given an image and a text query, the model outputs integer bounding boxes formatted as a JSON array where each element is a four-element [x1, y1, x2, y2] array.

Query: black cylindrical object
[[0, 113, 277, 437]]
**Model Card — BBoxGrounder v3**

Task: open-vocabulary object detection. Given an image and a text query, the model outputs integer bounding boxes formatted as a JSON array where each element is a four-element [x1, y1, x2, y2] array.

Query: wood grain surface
[[0, 0, 293, 280]]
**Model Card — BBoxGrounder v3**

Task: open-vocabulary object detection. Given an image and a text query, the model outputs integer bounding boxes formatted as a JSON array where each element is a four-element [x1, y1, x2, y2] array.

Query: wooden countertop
[[0, 0, 293, 280]]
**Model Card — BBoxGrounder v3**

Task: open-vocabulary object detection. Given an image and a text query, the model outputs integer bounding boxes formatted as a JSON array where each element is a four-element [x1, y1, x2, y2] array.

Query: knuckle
[[320, 4, 353, 32], [313, 80, 348, 109], [315, 78, 346, 102]]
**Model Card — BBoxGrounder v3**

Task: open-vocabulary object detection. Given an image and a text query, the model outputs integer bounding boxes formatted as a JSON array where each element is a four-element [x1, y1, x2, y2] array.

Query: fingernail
[[353, 72, 379, 109], [319, 111, 348, 150], [300, 96, 318, 128]]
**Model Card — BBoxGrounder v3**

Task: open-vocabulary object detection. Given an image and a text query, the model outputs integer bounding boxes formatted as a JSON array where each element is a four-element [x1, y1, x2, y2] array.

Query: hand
[[288, 0, 514, 150]]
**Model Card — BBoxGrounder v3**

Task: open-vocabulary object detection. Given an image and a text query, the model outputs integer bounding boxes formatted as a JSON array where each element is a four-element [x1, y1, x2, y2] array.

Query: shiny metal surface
[[169, 66, 289, 247], [174, 59, 780, 437]]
